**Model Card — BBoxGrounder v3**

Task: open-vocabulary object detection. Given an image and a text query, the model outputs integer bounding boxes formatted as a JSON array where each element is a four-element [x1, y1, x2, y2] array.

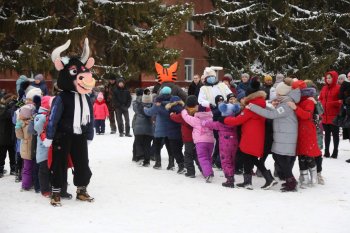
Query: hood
[[244, 90, 266, 107], [194, 111, 213, 120], [165, 100, 185, 111], [324, 71, 339, 88], [94, 99, 106, 105], [288, 89, 301, 103]]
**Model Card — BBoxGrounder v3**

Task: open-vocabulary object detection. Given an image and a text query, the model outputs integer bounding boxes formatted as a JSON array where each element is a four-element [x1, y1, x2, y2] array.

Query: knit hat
[[338, 74, 347, 84], [135, 88, 144, 96], [26, 88, 42, 101], [34, 74, 44, 81], [165, 96, 184, 113], [218, 103, 241, 117], [198, 104, 210, 112], [41, 96, 54, 110], [144, 88, 151, 95], [245, 77, 261, 96], [275, 81, 292, 96], [274, 73, 285, 86], [264, 75, 273, 82], [215, 95, 224, 106], [159, 86, 171, 95], [222, 73, 233, 82], [241, 73, 250, 80], [226, 93, 236, 102], [97, 92, 104, 100], [186, 95, 198, 107], [291, 80, 307, 90], [19, 104, 34, 119]]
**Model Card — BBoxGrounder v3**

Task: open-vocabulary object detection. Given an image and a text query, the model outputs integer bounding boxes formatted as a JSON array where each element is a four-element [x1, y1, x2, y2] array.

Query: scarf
[[73, 93, 90, 134]]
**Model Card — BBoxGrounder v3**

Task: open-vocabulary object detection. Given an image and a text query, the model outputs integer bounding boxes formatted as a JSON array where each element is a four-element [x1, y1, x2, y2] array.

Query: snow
[[1, 109, 350, 233]]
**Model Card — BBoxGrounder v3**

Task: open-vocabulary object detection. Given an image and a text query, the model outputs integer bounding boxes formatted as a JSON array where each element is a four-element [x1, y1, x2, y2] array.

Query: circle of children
[[132, 62, 350, 192]]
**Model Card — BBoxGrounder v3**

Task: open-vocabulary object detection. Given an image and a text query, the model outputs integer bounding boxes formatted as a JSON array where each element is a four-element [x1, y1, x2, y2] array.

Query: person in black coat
[[188, 74, 202, 97], [338, 74, 350, 163], [113, 77, 132, 137], [0, 93, 17, 177]]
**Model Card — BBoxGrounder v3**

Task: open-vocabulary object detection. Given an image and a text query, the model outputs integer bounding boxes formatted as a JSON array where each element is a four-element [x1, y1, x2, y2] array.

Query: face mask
[[206, 76, 216, 84]]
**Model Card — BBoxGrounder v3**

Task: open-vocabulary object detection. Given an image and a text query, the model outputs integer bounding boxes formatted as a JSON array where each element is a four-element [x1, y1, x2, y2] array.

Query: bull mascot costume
[[44, 38, 95, 206]]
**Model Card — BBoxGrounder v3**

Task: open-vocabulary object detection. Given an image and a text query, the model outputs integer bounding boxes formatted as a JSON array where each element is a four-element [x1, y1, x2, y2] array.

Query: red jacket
[[295, 97, 321, 157], [93, 100, 109, 120], [170, 112, 193, 143], [319, 71, 341, 124], [224, 91, 266, 157]]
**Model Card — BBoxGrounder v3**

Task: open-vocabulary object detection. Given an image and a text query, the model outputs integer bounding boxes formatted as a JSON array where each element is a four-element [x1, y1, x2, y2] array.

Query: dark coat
[[159, 82, 188, 102], [104, 82, 118, 109], [132, 97, 153, 136], [0, 99, 16, 146], [113, 84, 132, 110], [188, 81, 202, 97]]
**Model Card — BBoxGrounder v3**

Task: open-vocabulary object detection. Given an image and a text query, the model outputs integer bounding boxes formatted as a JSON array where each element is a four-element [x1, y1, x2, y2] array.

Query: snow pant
[[153, 137, 171, 165], [134, 135, 153, 163], [108, 108, 117, 132], [235, 149, 244, 172], [315, 155, 323, 173], [323, 123, 339, 154], [39, 160, 50, 193], [94, 119, 106, 134], [298, 155, 316, 170], [116, 107, 130, 134], [241, 152, 267, 175], [22, 159, 34, 189], [184, 142, 200, 175], [50, 133, 92, 189], [212, 131, 221, 168], [220, 137, 238, 177], [273, 154, 296, 179], [168, 139, 184, 166], [196, 142, 214, 177], [0, 145, 16, 173]]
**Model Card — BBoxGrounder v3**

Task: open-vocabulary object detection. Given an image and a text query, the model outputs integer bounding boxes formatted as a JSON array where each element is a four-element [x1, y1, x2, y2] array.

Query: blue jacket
[[47, 91, 94, 141], [144, 94, 181, 140], [34, 108, 50, 163]]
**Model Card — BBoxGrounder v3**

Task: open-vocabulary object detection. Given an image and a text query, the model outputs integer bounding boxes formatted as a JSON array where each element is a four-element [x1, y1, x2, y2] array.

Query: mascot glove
[[201, 100, 210, 108], [43, 139, 53, 147], [87, 140, 92, 145]]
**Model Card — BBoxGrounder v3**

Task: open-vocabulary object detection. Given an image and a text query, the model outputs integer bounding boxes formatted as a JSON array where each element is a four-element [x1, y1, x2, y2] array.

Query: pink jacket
[[181, 109, 214, 144], [93, 100, 109, 120]]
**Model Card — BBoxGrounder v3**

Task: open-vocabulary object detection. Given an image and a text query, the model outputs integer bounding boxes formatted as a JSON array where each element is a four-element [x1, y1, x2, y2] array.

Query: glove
[[43, 139, 52, 147], [218, 116, 226, 124], [87, 140, 92, 145]]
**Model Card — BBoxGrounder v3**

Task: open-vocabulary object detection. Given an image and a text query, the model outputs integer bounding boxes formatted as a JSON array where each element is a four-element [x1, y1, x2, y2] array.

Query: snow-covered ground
[[1, 117, 350, 233]]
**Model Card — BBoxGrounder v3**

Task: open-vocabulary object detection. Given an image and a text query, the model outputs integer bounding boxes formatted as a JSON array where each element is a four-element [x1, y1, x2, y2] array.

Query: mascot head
[[155, 62, 178, 83], [51, 38, 96, 94]]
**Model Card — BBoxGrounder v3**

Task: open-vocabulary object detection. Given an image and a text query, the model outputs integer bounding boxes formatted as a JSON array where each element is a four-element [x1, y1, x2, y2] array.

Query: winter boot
[[261, 170, 278, 190], [185, 172, 195, 178], [256, 168, 263, 178], [281, 177, 297, 192], [153, 161, 161, 170], [331, 150, 338, 159], [324, 150, 330, 158], [110, 130, 116, 134], [346, 159, 350, 163], [15, 169, 22, 183], [177, 163, 186, 174], [167, 154, 175, 170], [317, 172, 325, 185], [299, 170, 309, 189], [50, 188, 62, 207], [76, 186, 94, 202], [236, 174, 253, 190], [142, 161, 150, 167], [309, 166, 317, 185], [222, 176, 235, 188], [205, 174, 214, 183]]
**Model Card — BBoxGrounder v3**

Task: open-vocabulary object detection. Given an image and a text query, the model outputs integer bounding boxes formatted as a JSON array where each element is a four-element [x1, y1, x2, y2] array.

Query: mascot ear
[[54, 58, 64, 71], [85, 57, 95, 69], [168, 62, 178, 73], [155, 62, 163, 74]]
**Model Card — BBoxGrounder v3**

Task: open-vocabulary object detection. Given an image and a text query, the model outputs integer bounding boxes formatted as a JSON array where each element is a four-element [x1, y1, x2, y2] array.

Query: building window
[[184, 58, 194, 81], [186, 19, 194, 32]]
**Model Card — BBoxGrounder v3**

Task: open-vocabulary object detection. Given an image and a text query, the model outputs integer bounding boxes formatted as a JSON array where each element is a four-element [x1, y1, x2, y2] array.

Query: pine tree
[[194, 0, 350, 80], [0, 0, 192, 79]]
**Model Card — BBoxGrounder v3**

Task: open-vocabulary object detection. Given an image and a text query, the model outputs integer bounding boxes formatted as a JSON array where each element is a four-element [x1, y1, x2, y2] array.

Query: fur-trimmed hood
[[165, 100, 185, 110], [244, 90, 266, 107]]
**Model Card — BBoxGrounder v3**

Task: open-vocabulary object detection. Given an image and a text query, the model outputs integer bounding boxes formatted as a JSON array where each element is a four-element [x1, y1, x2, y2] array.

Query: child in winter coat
[[222, 78, 277, 190], [211, 95, 225, 169], [169, 95, 201, 177], [202, 102, 240, 187], [247, 78, 299, 192], [15, 104, 35, 190], [93, 92, 109, 135], [181, 104, 215, 183], [132, 88, 154, 166]]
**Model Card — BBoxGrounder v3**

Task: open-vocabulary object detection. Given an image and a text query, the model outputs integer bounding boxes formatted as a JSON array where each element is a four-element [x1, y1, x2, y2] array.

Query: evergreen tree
[[194, 0, 350, 80], [0, 0, 192, 79]]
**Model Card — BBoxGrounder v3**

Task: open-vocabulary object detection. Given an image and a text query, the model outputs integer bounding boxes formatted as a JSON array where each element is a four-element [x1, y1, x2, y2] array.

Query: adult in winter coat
[[31, 74, 49, 96], [187, 74, 202, 97], [338, 74, 350, 163], [319, 71, 341, 158], [287, 81, 322, 188], [221, 73, 237, 96], [113, 78, 132, 137], [248, 78, 300, 192], [0, 93, 17, 177], [198, 67, 232, 108], [104, 73, 119, 134], [132, 88, 154, 166], [262, 75, 273, 100], [222, 78, 276, 190], [236, 73, 250, 100]]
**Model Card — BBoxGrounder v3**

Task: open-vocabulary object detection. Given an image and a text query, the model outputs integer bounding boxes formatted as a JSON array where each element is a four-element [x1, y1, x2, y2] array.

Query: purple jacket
[[202, 121, 238, 145], [181, 109, 214, 144]]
